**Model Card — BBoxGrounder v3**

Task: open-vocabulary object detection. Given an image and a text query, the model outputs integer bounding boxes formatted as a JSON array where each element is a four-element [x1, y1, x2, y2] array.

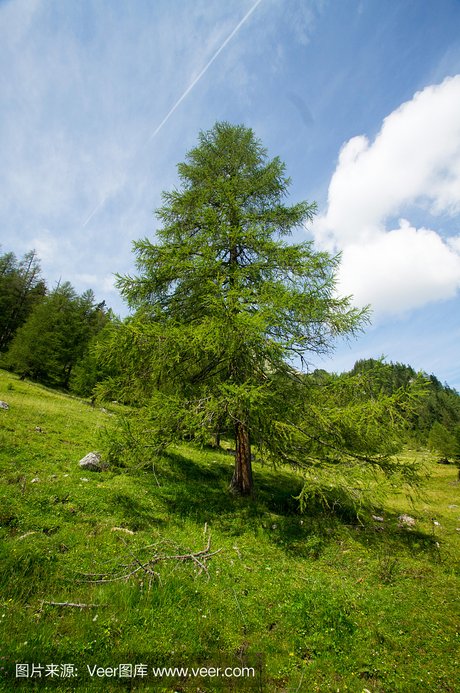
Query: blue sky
[[1, 0, 460, 388]]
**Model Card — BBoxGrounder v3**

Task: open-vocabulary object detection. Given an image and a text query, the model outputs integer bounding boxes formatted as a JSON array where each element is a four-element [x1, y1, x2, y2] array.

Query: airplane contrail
[[147, 0, 264, 142], [82, 198, 106, 229], [82, 0, 263, 228]]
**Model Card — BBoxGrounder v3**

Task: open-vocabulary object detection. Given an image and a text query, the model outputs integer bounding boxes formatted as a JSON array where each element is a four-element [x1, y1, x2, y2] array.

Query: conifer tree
[[0, 249, 46, 351], [111, 122, 369, 495], [5, 283, 107, 388], [428, 422, 459, 462]]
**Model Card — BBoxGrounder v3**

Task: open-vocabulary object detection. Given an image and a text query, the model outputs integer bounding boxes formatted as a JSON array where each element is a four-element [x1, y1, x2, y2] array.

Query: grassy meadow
[[0, 368, 459, 692]]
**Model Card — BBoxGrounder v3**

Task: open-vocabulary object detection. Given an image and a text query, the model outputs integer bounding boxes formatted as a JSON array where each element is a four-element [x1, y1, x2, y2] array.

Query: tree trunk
[[231, 420, 253, 495]]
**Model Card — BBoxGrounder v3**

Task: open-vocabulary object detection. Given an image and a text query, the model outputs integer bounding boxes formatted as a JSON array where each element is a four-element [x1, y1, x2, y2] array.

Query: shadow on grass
[[144, 449, 356, 558], [156, 449, 304, 520], [348, 513, 443, 562], [110, 491, 168, 531], [143, 447, 443, 563]]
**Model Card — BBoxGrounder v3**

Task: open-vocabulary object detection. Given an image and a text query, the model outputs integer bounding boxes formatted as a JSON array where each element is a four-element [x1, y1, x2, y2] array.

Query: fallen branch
[[77, 531, 222, 584], [40, 601, 105, 609]]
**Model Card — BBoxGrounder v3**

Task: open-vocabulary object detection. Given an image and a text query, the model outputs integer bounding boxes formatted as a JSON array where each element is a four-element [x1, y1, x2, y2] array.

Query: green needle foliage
[[99, 122, 424, 505], [428, 421, 460, 465], [0, 248, 46, 352], [4, 282, 108, 389]]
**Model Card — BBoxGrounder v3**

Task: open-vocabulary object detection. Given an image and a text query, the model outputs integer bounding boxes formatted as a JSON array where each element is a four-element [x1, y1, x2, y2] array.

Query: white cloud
[[339, 219, 460, 314], [29, 230, 60, 264], [314, 75, 460, 316]]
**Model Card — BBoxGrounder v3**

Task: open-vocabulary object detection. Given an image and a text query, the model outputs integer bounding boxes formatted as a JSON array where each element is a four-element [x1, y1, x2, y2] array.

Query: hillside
[[0, 368, 459, 692]]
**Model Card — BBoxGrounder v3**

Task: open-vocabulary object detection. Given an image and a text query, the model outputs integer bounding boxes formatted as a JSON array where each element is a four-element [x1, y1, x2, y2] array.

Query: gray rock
[[398, 514, 416, 527], [0, 401, 9, 410], [78, 452, 105, 472]]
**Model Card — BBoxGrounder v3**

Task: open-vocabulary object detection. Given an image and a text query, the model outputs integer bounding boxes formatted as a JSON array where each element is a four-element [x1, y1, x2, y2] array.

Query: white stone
[[398, 514, 416, 527], [78, 452, 104, 472]]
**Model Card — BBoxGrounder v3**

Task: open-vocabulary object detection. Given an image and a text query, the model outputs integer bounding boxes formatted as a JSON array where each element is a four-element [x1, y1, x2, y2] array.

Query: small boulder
[[398, 514, 416, 528], [0, 401, 9, 410], [78, 452, 106, 472]]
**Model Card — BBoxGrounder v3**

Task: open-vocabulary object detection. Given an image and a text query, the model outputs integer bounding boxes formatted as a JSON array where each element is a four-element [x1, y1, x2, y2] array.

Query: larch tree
[[109, 122, 370, 495]]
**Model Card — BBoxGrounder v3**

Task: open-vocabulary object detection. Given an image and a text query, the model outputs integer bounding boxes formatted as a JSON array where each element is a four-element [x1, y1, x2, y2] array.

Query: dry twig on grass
[[40, 601, 105, 610], [76, 531, 222, 586]]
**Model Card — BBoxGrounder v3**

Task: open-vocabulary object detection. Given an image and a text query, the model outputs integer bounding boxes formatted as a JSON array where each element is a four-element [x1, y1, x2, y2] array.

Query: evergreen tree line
[[0, 247, 114, 390]]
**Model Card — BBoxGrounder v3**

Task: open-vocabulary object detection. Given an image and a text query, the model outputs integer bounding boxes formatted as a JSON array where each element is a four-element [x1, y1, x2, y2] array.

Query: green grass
[[0, 369, 459, 692]]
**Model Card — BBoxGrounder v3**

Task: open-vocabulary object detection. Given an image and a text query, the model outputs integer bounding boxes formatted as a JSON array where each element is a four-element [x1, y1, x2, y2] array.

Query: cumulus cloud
[[313, 75, 460, 316], [339, 220, 460, 313]]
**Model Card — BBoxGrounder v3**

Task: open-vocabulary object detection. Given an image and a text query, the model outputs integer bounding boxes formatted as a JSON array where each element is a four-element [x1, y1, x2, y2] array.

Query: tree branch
[[77, 533, 222, 584]]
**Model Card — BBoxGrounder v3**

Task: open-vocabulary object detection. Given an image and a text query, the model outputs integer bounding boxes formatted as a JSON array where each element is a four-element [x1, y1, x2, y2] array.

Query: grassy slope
[[0, 369, 459, 692]]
